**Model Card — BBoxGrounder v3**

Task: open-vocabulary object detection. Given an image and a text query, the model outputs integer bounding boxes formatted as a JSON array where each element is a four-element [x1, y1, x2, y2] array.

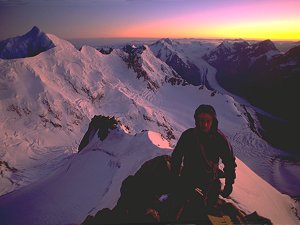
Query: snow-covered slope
[[0, 31, 186, 196], [0, 123, 298, 225], [0, 127, 170, 225], [0, 28, 299, 224], [0, 26, 55, 59]]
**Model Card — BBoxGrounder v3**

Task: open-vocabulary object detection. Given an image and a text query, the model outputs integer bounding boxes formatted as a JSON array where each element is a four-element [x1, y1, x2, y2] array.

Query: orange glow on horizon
[[116, 20, 300, 41], [1, 0, 299, 42], [108, 1, 300, 41]]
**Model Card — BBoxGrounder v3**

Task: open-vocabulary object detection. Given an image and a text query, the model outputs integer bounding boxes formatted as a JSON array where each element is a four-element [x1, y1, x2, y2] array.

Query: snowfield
[[0, 128, 298, 225], [0, 29, 299, 224]]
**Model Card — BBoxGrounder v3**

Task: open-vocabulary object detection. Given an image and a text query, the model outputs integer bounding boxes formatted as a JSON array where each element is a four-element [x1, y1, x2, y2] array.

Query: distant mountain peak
[[161, 38, 173, 45], [21, 26, 43, 40], [284, 44, 300, 59], [152, 38, 174, 46], [252, 39, 278, 52], [218, 40, 249, 52], [28, 25, 40, 34], [247, 39, 279, 58], [205, 39, 279, 64], [0, 26, 55, 59], [122, 44, 146, 55]]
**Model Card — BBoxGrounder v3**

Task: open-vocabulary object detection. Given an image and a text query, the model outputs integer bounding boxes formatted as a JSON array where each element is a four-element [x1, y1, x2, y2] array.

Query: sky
[[0, 0, 299, 41]]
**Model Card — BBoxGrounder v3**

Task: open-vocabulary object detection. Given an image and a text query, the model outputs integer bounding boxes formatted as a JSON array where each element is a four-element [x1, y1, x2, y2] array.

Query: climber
[[171, 104, 237, 211]]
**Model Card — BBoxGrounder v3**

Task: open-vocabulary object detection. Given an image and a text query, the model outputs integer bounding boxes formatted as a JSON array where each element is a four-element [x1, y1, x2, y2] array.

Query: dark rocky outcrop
[[98, 47, 113, 55], [81, 155, 272, 225], [123, 44, 146, 55], [81, 155, 174, 224], [121, 44, 160, 90], [0, 26, 55, 59], [78, 115, 118, 152], [0, 161, 18, 173]]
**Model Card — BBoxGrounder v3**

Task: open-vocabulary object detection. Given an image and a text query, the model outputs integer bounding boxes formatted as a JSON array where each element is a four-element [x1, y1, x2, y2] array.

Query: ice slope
[[0, 126, 298, 225]]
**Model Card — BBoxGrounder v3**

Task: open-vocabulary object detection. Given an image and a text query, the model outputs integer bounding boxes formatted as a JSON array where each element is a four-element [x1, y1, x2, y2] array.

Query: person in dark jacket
[[171, 104, 236, 209]]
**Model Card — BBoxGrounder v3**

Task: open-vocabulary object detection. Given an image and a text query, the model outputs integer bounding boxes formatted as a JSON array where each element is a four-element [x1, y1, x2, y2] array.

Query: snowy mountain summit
[[0, 27, 299, 225], [0, 26, 55, 59]]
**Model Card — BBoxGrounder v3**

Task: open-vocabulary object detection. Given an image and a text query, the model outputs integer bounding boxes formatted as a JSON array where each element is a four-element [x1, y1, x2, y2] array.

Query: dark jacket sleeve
[[217, 131, 237, 185], [171, 131, 187, 176]]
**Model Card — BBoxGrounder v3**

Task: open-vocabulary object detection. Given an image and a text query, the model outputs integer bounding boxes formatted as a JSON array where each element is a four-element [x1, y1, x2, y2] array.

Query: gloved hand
[[221, 183, 233, 198]]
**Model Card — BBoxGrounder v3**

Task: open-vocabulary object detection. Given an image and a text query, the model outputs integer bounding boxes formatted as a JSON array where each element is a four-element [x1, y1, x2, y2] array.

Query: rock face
[[0, 26, 55, 59], [120, 44, 185, 90], [122, 44, 160, 90], [150, 38, 203, 85], [81, 155, 272, 225], [78, 115, 118, 152], [98, 47, 113, 55]]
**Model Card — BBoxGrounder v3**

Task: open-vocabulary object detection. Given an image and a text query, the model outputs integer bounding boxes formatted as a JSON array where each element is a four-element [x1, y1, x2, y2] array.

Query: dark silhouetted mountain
[[204, 40, 300, 152], [0, 26, 55, 59], [203, 39, 282, 97], [150, 38, 203, 85], [248, 39, 278, 57], [207, 40, 250, 59], [281, 45, 300, 62]]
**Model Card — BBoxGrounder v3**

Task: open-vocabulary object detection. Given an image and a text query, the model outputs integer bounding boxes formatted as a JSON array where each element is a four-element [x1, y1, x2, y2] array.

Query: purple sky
[[0, 0, 299, 41]]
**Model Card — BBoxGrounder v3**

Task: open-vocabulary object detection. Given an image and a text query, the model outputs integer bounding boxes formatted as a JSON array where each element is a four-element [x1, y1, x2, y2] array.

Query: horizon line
[[66, 36, 300, 42], [1, 33, 299, 43]]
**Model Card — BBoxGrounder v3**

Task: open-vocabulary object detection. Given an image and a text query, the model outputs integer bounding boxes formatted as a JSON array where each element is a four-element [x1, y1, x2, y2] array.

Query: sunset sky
[[0, 0, 299, 41]]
